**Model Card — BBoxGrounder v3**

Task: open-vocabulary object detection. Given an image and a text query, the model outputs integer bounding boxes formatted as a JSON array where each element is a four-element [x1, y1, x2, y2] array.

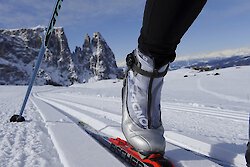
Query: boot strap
[[126, 53, 169, 78]]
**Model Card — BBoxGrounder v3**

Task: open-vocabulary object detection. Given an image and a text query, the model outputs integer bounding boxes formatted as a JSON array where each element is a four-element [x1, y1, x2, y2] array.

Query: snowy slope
[[0, 86, 62, 167], [1, 66, 249, 167]]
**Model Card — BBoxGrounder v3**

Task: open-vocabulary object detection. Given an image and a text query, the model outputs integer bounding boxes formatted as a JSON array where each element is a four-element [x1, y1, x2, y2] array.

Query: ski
[[78, 121, 174, 167]]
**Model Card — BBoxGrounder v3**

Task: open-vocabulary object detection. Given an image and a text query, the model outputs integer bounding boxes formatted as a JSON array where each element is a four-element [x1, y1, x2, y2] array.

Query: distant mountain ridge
[[0, 26, 122, 85], [170, 48, 250, 70], [117, 48, 250, 71]]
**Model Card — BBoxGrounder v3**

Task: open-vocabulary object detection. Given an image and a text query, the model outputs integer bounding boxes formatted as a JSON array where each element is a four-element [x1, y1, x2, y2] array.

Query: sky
[[1, 0, 250, 62]]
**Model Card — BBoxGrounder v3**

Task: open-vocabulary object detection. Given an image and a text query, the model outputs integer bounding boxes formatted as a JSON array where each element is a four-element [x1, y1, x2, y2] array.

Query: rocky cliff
[[0, 26, 76, 86], [0, 27, 123, 85], [72, 32, 123, 83]]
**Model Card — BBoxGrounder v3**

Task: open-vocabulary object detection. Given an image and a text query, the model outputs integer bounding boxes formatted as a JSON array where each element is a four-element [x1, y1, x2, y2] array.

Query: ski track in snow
[[162, 102, 248, 122], [197, 78, 250, 104], [34, 90, 247, 167], [33, 93, 124, 138], [37, 91, 249, 123]]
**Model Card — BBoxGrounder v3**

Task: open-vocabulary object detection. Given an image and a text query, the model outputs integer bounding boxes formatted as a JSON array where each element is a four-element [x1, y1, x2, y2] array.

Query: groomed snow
[[1, 66, 249, 167]]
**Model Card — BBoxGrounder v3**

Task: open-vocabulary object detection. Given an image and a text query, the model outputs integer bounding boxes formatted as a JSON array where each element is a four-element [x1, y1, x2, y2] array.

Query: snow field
[[0, 86, 62, 167], [33, 91, 221, 166], [0, 66, 249, 167], [35, 88, 246, 166]]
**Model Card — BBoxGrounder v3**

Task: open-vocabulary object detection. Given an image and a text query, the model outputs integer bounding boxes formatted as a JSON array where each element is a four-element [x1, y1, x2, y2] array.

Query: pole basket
[[10, 115, 25, 122]]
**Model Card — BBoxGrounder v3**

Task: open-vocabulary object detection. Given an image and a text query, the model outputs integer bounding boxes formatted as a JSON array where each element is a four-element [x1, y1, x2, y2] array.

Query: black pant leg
[[138, 0, 207, 68]]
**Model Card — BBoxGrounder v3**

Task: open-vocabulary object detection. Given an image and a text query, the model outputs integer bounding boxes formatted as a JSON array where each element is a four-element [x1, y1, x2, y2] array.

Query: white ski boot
[[122, 49, 169, 155]]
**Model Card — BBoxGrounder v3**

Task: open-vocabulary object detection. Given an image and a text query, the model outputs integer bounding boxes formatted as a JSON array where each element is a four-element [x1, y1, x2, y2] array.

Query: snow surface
[[1, 66, 250, 167]]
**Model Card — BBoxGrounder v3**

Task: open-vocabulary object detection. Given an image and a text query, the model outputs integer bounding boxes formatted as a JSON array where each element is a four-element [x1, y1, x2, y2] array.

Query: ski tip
[[10, 114, 25, 122]]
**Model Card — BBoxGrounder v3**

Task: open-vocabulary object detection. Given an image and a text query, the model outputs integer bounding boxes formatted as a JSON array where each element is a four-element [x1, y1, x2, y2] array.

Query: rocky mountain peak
[[73, 32, 123, 82], [0, 27, 123, 86], [83, 34, 91, 48], [0, 27, 77, 86]]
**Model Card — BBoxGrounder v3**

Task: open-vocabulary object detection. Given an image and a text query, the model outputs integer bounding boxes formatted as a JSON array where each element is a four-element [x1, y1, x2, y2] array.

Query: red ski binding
[[109, 137, 174, 167]]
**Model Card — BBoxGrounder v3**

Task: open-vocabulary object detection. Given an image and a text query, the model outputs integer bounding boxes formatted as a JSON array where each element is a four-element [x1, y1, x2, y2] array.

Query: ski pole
[[10, 0, 64, 122]]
